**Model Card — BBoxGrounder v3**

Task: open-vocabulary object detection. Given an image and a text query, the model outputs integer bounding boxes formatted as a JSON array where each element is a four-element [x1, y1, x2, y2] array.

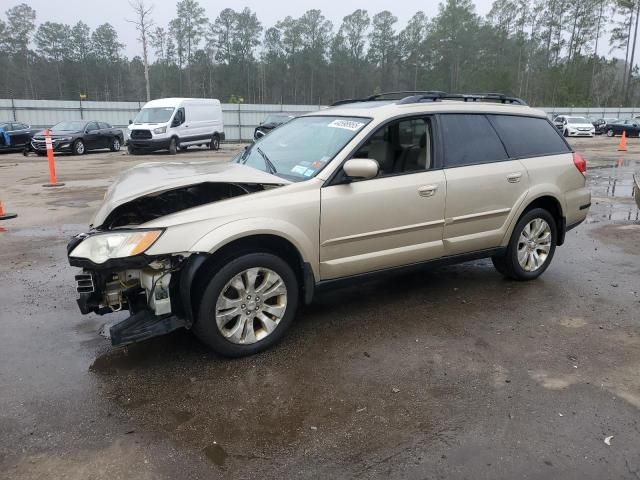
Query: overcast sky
[[19, 0, 496, 58]]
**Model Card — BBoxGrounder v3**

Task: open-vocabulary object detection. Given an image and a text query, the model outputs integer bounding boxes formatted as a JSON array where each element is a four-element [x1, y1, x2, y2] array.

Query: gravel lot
[[0, 137, 639, 479]]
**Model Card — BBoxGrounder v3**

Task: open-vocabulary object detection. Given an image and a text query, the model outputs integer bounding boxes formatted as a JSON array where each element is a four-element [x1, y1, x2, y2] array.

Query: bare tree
[[127, 0, 154, 101]]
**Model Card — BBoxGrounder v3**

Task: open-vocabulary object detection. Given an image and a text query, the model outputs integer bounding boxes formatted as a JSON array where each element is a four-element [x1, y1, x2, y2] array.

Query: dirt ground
[[0, 138, 639, 479]]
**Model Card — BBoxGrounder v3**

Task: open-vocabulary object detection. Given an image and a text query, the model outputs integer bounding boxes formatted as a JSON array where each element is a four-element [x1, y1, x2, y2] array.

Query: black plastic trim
[[302, 262, 315, 305], [315, 247, 506, 291], [579, 203, 591, 210], [178, 253, 208, 325]]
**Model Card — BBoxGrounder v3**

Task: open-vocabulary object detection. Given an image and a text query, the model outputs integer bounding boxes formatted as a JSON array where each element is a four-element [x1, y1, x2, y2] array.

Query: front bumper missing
[[70, 247, 209, 347]]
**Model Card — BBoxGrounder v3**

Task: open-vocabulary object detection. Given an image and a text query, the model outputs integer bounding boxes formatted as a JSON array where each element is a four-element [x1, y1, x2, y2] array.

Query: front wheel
[[563, 129, 569, 137], [168, 137, 178, 155], [492, 208, 557, 281], [110, 137, 121, 152], [193, 253, 299, 357], [72, 139, 85, 155], [607, 129, 615, 137]]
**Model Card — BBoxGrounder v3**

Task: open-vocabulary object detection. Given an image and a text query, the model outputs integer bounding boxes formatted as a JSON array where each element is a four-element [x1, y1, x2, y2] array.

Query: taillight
[[573, 152, 587, 174]]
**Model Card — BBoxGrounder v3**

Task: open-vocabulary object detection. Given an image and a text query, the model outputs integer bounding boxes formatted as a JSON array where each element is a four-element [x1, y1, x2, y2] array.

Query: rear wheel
[[110, 137, 121, 152], [193, 252, 299, 357], [168, 137, 178, 155], [492, 208, 557, 281], [210, 133, 220, 151]]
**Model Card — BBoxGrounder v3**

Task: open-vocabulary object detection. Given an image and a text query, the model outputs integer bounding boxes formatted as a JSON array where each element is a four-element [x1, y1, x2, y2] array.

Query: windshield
[[567, 117, 589, 123], [263, 115, 291, 124], [51, 121, 87, 131], [237, 116, 370, 181], [134, 107, 175, 124]]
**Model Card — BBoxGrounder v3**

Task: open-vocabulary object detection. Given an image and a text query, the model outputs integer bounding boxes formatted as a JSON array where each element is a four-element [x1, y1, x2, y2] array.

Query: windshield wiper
[[256, 147, 277, 174]]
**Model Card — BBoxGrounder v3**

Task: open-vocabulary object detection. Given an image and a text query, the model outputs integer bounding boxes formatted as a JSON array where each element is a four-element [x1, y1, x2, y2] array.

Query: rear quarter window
[[488, 115, 570, 158], [440, 114, 509, 167]]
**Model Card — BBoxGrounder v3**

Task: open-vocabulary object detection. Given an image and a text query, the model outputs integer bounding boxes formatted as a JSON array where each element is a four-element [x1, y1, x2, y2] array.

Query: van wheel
[[492, 208, 557, 281], [193, 252, 299, 357], [210, 134, 220, 151], [168, 137, 178, 155]]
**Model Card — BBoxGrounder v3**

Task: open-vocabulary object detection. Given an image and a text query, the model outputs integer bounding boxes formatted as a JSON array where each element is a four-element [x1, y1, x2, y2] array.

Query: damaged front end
[[68, 232, 207, 347], [68, 161, 290, 348]]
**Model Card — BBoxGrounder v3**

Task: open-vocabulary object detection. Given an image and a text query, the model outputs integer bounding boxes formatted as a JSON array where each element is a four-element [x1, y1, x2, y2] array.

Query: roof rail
[[331, 91, 528, 107], [330, 91, 448, 106], [397, 92, 527, 106]]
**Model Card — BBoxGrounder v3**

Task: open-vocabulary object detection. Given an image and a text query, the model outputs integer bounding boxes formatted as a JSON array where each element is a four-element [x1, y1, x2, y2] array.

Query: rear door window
[[488, 115, 570, 158], [440, 114, 508, 168]]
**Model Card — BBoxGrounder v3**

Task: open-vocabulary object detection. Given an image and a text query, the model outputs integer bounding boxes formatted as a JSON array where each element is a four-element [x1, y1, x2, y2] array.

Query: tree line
[[0, 0, 639, 107]]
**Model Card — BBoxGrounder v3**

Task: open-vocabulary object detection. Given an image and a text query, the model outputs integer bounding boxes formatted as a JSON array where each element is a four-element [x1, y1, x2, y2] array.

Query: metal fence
[[0, 99, 323, 142], [4, 98, 640, 141]]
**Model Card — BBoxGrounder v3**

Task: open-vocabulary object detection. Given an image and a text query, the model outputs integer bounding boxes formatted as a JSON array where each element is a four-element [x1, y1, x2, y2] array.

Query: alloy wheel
[[215, 267, 288, 345], [517, 218, 552, 272]]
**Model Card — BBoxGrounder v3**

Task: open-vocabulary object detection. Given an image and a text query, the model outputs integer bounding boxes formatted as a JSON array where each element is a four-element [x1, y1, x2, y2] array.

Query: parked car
[[553, 116, 595, 137], [67, 91, 590, 357], [0, 121, 39, 151], [127, 98, 225, 155], [254, 114, 295, 140], [31, 121, 124, 155], [602, 119, 640, 137], [592, 118, 618, 135]]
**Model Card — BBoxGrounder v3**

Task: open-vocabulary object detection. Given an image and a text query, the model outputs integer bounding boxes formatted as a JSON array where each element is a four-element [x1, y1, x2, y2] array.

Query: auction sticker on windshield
[[328, 119, 366, 131]]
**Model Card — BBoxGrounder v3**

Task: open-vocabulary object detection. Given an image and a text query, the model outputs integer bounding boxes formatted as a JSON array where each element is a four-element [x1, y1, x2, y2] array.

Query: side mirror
[[343, 159, 379, 181], [129, 119, 133, 125]]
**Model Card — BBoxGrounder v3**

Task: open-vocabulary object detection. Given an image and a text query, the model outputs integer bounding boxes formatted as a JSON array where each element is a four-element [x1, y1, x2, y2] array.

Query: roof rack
[[331, 91, 527, 107]]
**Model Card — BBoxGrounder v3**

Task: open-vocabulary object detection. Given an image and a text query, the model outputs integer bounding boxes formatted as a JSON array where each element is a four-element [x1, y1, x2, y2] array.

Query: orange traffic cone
[[618, 130, 628, 152], [0, 200, 17, 220]]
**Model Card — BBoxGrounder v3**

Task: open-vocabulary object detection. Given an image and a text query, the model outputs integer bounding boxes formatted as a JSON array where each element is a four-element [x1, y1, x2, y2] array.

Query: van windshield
[[134, 107, 175, 124], [237, 116, 371, 182]]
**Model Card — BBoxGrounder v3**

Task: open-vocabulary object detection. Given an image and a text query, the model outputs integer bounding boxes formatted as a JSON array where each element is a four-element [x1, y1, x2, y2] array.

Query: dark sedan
[[592, 118, 618, 135], [30, 120, 125, 155], [254, 114, 295, 140], [602, 119, 640, 138], [0, 121, 39, 152]]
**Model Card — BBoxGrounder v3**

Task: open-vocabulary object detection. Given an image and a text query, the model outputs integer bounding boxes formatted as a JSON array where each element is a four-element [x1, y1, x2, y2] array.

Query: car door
[[439, 114, 529, 256], [84, 122, 100, 150], [319, 116, 446, 280], [10, 123, 28, 146]]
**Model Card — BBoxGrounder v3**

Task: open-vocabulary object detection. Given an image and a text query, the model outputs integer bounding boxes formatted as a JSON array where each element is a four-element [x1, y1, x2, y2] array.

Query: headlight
[[59, 136, 73, 142], [70, 230, 163, 264], [153, 126, 167, 134]]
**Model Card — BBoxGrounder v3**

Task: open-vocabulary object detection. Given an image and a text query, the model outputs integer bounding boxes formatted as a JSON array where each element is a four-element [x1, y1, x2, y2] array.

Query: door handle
[[418, 185, 438, 197], [507, 173, 522, 183]]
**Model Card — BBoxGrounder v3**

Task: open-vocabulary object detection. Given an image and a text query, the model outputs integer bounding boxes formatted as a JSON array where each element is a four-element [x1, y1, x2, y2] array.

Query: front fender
[[189, 218, 319, 279]]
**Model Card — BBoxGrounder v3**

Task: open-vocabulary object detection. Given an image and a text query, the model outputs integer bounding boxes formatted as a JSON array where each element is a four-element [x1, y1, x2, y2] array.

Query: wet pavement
[[1, 138, 639, 479]]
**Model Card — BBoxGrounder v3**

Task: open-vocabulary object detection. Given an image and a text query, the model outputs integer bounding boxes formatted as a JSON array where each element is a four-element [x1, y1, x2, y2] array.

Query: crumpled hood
[[92, 160, 289, 227]]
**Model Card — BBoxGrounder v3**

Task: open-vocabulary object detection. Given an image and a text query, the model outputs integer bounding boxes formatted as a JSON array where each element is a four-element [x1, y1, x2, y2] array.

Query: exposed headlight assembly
[[70, 230, 163, 264], [153, 126, 167, 134]]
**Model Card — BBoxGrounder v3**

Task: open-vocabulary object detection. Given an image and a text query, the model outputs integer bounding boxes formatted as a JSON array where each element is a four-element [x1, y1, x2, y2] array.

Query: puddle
[[204, 443, 227, 466], [587, 159, 640, 222], [7, 224, 87, 238]]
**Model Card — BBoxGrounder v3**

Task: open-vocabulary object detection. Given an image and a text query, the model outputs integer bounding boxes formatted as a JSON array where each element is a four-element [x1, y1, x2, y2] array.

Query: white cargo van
[[127, 98, 225, 155]]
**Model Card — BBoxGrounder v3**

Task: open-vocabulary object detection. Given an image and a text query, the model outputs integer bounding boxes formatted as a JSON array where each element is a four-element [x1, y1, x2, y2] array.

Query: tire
[[110, 137, 121, 152], [492, 208, 557, 281], [72, 139, 85, 155], [210, 133, 220, 151], [180, 146, 188, 151], [193, 252, 299, 357], [127, 144, 139, 155], [563, 129, 569, 137], [168, 137, 178, 155], [607, 129, 615, 137]]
